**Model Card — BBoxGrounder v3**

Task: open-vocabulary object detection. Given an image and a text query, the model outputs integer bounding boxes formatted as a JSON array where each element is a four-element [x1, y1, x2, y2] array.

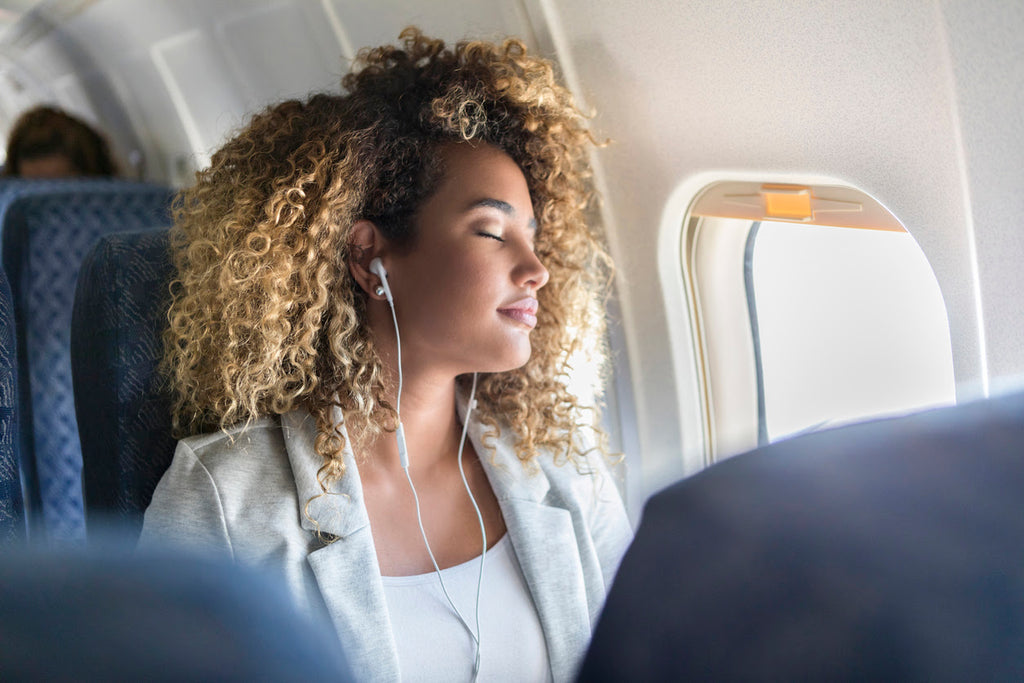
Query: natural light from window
[[750, 221, 956, 442]]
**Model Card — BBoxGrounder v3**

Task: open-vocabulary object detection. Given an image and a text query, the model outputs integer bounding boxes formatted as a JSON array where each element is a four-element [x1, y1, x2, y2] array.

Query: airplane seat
[[579, 391, 1024, 681], [71, 228, 175, 543], [0, 265, 25, 546], [0, 179, 174, 543], [0, 546, 354, 680]]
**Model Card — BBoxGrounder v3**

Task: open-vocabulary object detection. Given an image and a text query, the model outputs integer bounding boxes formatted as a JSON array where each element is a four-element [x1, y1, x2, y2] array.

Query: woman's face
[[18, 153, 77, 178], [383, 141, 549, 377]]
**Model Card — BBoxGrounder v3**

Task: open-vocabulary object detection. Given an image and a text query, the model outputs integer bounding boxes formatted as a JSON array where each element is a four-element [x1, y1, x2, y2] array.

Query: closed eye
[[477, 231, 505, 243]]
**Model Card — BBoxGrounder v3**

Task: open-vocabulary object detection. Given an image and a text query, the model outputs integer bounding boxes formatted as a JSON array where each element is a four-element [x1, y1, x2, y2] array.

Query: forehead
[[430, 142, 534, 213], [18, 153, 76, 179]]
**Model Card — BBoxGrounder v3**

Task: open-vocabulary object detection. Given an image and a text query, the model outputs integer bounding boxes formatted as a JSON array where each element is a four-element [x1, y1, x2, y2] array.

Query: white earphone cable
[[457, 373, 485, 675], [384, 275, 486, 679]]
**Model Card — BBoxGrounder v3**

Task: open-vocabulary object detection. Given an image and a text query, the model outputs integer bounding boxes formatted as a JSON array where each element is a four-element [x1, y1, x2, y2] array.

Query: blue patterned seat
[[71, 229, 176, 542], [0, 179, 173, 542], [0, 265, 25, 546]]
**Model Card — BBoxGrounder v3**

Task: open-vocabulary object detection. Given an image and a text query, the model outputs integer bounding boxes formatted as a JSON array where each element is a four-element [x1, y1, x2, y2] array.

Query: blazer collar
[[457, 392, 551, 504], [282, 407, 369, 539], [282, 408, 400, 681]]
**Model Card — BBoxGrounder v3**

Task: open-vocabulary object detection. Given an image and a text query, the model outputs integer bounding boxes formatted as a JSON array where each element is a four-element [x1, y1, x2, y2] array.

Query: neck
[[369, 362, 466, 473], [363, 301, 474, 472]]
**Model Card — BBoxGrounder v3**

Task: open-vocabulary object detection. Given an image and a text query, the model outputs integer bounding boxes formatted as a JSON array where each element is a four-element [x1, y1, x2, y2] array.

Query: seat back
[[71, 229, 176, 542], [580, 391, 1024, 680], [0, 547, 353, 680], [0, 265, 24, 546], [0, 179, 173, 542]]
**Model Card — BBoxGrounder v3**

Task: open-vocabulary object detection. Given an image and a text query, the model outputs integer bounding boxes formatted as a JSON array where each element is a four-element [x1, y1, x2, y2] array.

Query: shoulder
[[140, 414, 300, 555], [532, 429, 634, 589], [533, 428, 626, 516], [161, 414, 300, 513], [177, 415, 291, 482], [484, 419, 626, 512], [531, 424, 632, 533]]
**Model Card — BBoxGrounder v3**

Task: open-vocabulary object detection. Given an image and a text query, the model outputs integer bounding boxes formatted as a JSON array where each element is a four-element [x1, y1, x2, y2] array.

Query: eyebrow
[[469, 198, 538, 231]]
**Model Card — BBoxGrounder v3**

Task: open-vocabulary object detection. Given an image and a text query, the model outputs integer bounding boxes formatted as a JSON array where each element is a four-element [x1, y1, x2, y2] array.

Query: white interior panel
[[150, 29, 247, 168], [327, 0, 537, 52], [0, 64, 51, 122], [217, 1, 347, 112], [50, 73, 89, 113], [114, 51, 195, 184], [939, 0, 1024, 389]]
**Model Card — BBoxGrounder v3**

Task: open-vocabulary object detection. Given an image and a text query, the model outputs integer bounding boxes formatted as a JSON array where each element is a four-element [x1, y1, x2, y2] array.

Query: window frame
[[681, 179, 953, 463]]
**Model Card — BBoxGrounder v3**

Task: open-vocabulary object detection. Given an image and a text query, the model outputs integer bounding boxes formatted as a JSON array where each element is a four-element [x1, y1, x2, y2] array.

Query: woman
[[140, 29, 631, 682]]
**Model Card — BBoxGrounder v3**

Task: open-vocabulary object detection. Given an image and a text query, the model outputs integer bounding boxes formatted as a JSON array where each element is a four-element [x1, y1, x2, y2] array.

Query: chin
[[479, 344, 533, 374], [507, 344, 534, 371], [487, 359, 531, 375]]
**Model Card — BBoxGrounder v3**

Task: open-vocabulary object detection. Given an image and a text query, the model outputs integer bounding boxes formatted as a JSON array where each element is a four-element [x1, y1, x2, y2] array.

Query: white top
[[382, 534, 552, 682]]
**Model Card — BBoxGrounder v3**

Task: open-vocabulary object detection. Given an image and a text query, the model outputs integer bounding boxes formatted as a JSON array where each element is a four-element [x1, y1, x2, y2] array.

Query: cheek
[[433, 253, 494, 302], [396, 255, 491, 327], [439, 264, 497, 325]]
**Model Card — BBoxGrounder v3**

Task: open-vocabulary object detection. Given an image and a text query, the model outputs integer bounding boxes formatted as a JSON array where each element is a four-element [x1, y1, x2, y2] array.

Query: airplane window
[[748, 220, 955, 443], [683, 182, 955, 461]]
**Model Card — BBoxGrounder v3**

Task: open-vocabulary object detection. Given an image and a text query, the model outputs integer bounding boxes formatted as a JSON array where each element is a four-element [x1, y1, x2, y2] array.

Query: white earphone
[[369, 257, 393, 303], [369, 255, 486, 679], [370, 257, 406, 466]]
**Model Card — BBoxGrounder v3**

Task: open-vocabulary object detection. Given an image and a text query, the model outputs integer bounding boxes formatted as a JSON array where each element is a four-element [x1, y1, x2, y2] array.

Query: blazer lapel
[[464, 402, 593, 682], [305, 537, 399, 681], [502, 498, 592, 682], [281, 409, 400, 682]]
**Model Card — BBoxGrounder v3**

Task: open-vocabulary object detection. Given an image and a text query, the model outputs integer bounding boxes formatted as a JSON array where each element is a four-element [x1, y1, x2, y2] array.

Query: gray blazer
[[140, 406, 632, 682]]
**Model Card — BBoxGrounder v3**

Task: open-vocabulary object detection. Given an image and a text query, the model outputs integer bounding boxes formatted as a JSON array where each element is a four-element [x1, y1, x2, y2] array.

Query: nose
[[516, 245, 550, 291]]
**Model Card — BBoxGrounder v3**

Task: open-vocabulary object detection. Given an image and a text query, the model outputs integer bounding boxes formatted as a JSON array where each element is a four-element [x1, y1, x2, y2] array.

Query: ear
[[348, 219, 388, 300]]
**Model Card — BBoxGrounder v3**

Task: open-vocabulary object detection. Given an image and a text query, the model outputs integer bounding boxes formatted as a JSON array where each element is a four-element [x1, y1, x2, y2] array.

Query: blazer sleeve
[[138, 440, 235, 557]]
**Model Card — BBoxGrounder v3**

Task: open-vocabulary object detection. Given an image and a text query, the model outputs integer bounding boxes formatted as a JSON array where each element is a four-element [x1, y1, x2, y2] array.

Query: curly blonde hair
[[164, 28, 612, 487]]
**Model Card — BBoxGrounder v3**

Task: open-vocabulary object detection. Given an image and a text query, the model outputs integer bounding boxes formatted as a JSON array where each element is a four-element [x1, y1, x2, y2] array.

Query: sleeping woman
[[140, 28, 631, 682]]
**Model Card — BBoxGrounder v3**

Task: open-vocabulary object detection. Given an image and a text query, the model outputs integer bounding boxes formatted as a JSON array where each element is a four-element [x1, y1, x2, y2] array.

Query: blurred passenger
[[2, 105, 118, 178], [140, 28, 630, 682]]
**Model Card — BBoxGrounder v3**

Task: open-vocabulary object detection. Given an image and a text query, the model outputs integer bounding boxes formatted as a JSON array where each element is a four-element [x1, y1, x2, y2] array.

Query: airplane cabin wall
[[541, 0, 1024, 496], [939, 0, 1024, 394]]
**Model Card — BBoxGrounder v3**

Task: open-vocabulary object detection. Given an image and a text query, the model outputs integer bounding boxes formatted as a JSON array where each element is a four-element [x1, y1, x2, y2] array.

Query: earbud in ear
[[369, 257, 387, 279], [369, 257, 394, 303]]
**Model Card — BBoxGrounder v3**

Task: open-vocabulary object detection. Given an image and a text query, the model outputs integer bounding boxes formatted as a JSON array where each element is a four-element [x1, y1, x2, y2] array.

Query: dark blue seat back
[[0, 266, 24, 546], [0, 179, 173, 542], [0, 547, 353, 680], [580, 391, 1024, 681], [71, 229, 176, 541]]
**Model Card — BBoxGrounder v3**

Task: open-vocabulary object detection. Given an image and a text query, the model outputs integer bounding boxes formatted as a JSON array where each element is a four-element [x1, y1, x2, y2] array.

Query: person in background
[[2, 105, 118, 178]]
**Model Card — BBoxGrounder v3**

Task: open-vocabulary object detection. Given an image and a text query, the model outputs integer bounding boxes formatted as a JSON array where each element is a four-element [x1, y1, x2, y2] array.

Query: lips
[[497, 297, 539, 329]]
